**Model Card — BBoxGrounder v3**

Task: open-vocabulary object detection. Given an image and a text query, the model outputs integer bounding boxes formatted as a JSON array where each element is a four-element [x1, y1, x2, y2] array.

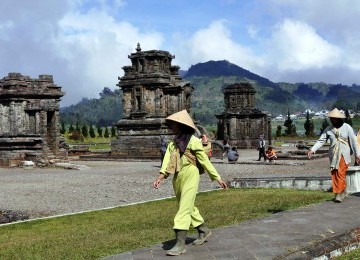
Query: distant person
[[222, 140, 230, 160], [200, 134, 213, 159], [307, 108, 360, 203], [265, 146, 277, 162], [160, 136, 168, 165], [257, 135, 266, 161], [153, 110, 228, 256], [227, 147, 239, 162]]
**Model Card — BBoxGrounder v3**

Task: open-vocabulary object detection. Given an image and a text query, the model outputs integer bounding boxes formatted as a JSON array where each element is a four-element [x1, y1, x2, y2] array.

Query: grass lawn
[[335, 248, 360, 259], [0, 188, 333, 259]]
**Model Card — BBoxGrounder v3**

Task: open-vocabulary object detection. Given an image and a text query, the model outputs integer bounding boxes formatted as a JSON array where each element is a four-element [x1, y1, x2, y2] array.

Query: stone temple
[[111, 44, 193, 158], [0, 73, 65, 167], [216, 82, 271, 148]]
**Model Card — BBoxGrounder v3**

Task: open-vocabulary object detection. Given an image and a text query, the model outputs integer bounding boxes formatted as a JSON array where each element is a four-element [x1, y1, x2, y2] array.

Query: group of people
[[257, 135, 278, 162], [221, 140, 239, 162], [154, 108, 360, 256]]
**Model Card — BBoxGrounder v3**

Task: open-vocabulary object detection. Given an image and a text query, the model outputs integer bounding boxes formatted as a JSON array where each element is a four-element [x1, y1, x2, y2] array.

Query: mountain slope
[[185, 60, 278, 88], [60, 61, 360, 127], [183, 60, 360, 125]]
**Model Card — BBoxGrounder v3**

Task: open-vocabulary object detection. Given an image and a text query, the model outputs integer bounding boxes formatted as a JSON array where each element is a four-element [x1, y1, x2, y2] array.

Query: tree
[[81, 125, 88, 138], [111, 125, 117, 137], [320, 118, 329, 134], [68, 124, 75, 133], [276, 125, 282, 137], [104, 127, 110, 138], [89, 125, 96, 138], [304, 111, 314, 137], [283, 110, 297, 136], [60, 121, 66, 134], [75, 122, 80, 132], [99, 87, 116, 97], [97, 125, 103, 137], [345, 109, 353, 126]]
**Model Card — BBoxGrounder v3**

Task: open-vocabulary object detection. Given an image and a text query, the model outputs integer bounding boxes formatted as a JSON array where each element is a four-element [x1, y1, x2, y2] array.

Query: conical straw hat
[[327, 108, 345, 118], [165, 110, 197, 131]]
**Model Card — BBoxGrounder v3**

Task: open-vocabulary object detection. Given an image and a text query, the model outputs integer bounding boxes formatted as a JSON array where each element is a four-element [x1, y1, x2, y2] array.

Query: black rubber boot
[[166, 229, 187, 256], [192, 223, 212, 245]]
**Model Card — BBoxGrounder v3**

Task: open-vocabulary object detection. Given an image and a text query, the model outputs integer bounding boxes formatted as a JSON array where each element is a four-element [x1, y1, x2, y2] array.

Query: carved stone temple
[[0, 73, 65, 167], [216, 82, 271, 148], [111, 44, 193, 158]]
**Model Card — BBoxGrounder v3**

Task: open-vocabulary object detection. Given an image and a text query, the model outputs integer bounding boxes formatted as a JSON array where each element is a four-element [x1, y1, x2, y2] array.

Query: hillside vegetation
[[60, 60, 360, 128]]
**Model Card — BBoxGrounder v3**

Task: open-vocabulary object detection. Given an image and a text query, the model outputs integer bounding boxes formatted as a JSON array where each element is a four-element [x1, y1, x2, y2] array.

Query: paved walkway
[[103, 193, 360, 259]]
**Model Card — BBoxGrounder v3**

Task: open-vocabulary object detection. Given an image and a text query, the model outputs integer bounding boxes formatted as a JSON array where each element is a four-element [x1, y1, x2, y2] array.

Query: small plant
[[68, 130, 84, 142]]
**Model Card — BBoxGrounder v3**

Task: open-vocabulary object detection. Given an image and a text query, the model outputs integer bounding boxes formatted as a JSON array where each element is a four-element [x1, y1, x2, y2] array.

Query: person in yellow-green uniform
[[153, 109, 228, 256]]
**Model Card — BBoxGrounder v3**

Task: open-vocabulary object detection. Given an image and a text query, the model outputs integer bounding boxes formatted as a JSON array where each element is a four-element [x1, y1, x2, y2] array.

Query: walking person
[[153, 110, 228, 256], [307, 108, 360, 203], [222, 139, 230, 160], [257, 135, 266, 161]]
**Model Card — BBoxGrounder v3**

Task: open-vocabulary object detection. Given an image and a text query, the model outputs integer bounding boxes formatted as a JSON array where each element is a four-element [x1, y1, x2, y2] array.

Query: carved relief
[[216, 82, 270, 148], [113, 44, 194, 158]]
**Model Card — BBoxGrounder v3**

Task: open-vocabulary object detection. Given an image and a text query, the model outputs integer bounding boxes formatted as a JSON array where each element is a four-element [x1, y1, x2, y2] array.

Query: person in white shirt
[[308, 108, 360, 203], [257, 135, 266, 161]]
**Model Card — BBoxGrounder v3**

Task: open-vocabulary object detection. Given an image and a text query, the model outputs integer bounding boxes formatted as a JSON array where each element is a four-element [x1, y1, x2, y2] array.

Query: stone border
[[277, 227, 360, 259], [230, 176, 332, 191]]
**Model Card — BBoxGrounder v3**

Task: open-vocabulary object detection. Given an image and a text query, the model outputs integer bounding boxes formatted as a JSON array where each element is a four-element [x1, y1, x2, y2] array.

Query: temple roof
[[224, 82, 256, 93]]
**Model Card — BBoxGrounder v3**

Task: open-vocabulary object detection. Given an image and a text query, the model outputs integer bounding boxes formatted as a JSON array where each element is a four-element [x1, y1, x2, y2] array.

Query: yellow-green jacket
[[160, 135, 221, 181]]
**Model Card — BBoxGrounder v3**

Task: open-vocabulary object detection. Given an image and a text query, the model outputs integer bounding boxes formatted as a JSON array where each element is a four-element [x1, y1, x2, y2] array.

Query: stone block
[[346, 166, 360, 194], [281, 180, 294, 189], [307, 180, 321, 190], [293, 180, 307, 189]]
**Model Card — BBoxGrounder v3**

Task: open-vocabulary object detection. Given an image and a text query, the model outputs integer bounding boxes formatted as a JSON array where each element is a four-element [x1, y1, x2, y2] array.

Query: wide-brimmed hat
[[165, 109, 198, 131], [327, 108, 345, 118]]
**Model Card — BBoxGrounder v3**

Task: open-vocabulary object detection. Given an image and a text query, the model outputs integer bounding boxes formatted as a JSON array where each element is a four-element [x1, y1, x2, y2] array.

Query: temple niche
[[0, 73, 65, 167], [111, 43, 193, 158], [216, 82, 271, 148]]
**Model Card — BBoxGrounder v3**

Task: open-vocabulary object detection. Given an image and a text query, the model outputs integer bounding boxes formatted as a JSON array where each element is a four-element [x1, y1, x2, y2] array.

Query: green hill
[[184, 60, 360, 125], [60, 60, 360, 127]]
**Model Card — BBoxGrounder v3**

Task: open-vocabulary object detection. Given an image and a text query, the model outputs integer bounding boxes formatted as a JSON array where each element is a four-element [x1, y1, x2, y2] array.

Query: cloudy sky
[[1, 0, 359, 107]]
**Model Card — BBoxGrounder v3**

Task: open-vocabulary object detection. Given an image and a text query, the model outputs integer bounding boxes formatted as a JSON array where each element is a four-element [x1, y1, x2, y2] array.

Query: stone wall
[[217, 82, 271, 148], [0, 73, 65, 167]]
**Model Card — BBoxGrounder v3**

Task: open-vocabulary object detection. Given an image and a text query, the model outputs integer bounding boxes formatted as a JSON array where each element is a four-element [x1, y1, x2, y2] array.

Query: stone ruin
[[216, 82, 271, 149], [0, 73, 65, 167], [111, 43, 193, 159]]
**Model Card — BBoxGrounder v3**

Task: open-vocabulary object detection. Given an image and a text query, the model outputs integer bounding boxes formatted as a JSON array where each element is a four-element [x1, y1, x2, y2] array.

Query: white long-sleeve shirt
[[310, 123, 360, 169]]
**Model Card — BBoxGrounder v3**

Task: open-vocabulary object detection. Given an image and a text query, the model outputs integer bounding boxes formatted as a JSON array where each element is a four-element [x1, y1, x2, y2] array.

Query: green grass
[[0, 188, 332, 259], [271, 117, 360, 137], [335, 248, 360, 259], [64, 136, 112, 151]]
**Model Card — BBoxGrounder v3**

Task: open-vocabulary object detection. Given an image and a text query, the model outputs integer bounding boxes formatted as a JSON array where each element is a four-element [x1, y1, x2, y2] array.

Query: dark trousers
[[258, 148, 266, 161]]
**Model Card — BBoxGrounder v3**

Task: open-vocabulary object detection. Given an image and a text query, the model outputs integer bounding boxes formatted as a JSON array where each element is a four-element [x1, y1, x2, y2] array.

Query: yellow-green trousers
[[172, 165, 204, 230]]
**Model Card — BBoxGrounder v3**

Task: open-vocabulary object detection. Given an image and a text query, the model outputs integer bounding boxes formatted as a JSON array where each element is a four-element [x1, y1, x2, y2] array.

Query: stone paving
[[103, 194, 360, 259]]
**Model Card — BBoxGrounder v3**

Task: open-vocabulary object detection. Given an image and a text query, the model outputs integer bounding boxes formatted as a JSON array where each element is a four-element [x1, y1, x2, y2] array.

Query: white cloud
[[173, 20, 264, 72], [2, 0, 360, 106], [267, 19, 342, 71], [52, 8, 163, 105], [246, 25, 259, 39]]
